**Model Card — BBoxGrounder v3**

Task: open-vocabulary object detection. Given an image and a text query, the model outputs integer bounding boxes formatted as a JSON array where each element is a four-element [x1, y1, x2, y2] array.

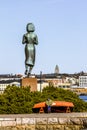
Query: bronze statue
[[22, 23, 38, 76]]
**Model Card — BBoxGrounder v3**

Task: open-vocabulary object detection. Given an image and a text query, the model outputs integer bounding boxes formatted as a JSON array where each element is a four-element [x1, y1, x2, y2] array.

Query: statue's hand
[[33, 37, 38, 45], [32, 37, 36, 43]]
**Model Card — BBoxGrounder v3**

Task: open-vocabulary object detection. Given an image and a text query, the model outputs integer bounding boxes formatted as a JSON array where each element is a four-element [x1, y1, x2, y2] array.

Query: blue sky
[[0, 0, 87, 75]]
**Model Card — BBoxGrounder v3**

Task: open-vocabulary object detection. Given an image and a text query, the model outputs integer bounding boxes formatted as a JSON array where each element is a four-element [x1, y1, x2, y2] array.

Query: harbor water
[[79, 95, 87, 102]]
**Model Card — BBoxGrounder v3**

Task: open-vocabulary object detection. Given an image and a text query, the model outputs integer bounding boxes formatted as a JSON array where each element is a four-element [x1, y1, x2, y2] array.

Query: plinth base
[[21, 77, 37, 91]]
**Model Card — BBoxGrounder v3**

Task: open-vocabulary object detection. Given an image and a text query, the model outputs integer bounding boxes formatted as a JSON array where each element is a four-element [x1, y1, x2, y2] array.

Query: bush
[[0, 85, 86, 113]]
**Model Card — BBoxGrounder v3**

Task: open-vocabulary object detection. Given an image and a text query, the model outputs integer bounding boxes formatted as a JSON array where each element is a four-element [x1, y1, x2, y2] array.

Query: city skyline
[[0, 0, 87, 75]]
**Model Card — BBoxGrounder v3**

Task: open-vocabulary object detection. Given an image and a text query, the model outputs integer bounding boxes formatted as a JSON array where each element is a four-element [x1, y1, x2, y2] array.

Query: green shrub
[[0, 85, 86, 114]]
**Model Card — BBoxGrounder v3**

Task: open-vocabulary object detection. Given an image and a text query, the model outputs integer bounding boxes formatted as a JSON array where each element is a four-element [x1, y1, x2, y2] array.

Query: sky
[[0, 0, 87, 75]]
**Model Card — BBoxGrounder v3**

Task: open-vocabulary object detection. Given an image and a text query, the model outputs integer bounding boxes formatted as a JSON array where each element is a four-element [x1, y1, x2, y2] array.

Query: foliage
[[42, 86, 87, 112], [0, 85, 86, 114]]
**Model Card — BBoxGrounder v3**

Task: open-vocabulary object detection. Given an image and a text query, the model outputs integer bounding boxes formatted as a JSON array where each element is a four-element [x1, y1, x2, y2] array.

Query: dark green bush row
[[0, 85, 86, 114]]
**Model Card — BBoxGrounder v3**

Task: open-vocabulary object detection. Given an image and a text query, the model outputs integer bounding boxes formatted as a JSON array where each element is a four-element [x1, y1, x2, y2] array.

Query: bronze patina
[[22, 23, 38, 76]]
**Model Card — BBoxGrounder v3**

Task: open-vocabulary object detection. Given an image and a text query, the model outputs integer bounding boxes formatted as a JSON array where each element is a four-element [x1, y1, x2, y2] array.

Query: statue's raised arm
[[22, 23, 38, 76]]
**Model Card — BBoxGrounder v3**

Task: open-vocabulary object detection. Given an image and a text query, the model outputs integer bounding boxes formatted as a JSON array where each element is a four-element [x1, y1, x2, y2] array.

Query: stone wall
[[0, 113, 87, 130]]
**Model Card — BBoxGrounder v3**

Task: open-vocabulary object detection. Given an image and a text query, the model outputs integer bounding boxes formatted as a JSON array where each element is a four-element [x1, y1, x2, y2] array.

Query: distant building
[[79, 76, 87, 88], [0, 74, 22, 94], [0, 73, 85, 93], [36, 73, 71, 89], [54, 65, 59, 74], [0, 80, 20, 94], [37, 80, 49, 92], [0, 74, 22, 81]]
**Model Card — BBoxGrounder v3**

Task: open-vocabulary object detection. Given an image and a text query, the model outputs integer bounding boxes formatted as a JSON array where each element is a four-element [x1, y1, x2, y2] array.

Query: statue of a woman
[[22, 23, 38, 76]]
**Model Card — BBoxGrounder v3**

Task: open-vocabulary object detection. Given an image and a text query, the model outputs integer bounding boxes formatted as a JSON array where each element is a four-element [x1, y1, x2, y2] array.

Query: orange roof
[[51, 101, 74, 107], [33, 101, 74, 108], [33, 102, 46, 108]]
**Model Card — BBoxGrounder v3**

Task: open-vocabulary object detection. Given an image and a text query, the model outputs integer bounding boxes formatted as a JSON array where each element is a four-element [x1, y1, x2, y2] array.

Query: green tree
[[0, 85, 86, 114]]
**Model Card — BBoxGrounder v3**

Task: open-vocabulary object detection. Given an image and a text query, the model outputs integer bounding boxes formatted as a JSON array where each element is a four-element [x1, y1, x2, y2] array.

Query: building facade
[[79, 76, 87, 88], [0, 80, 20, 94]]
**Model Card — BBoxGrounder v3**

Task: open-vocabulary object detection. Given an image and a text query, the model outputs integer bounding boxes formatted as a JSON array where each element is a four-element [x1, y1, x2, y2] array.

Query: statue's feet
[[25, 70, 28, 75], [28, 73, 30, 77]]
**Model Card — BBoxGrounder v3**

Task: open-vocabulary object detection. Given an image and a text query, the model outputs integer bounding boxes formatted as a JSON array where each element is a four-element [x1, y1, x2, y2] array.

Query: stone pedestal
[[21, 77, 37, 91]]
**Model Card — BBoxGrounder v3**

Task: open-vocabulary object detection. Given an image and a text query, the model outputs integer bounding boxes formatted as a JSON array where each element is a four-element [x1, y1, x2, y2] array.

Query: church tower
[[54, 65, 59, 74]]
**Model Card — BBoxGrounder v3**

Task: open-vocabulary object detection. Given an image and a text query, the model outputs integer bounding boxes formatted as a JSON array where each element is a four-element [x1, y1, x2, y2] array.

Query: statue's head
[[26, 23, 35, 32]]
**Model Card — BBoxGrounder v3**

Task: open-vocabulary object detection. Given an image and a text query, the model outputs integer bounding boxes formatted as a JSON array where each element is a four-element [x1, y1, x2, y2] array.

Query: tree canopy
[[0, 85, 86, 114]]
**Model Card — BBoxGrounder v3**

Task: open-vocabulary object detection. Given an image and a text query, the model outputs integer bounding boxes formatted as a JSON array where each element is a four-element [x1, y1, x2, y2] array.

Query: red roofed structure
[[32, 100, 74, 113]]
